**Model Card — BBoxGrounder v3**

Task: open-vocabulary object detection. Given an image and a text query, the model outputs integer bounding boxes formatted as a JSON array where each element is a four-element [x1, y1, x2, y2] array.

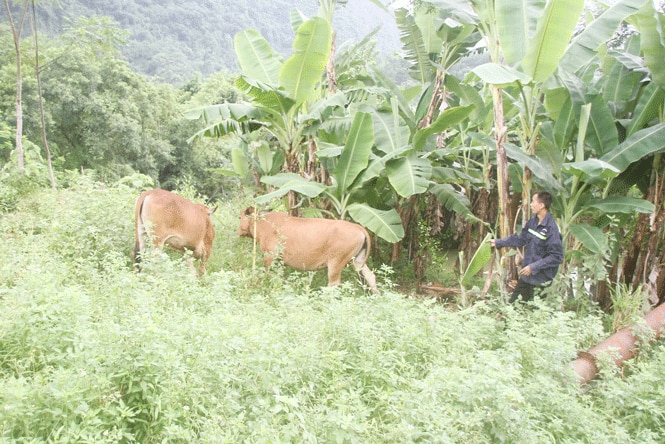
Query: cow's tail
[[355, 229, 378, 293], [356, 229, 371, 266], [133, 192, 149, 268]]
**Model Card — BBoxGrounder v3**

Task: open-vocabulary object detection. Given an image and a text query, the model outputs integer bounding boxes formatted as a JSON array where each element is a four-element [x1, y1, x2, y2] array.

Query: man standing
[[489, 190, 564, 303]]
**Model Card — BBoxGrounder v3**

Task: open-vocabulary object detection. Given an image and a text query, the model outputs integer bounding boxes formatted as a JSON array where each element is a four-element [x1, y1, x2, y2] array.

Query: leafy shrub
[[0, 143, 50, 214], [1, 183, 665, 443]]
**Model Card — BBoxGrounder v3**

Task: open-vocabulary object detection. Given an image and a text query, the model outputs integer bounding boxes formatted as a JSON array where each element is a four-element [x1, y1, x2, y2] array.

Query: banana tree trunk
[[491, 85, 517, 285], [326, 30, 337, 94], [571, 302, 665, 384], [619, 155, 665, 306]]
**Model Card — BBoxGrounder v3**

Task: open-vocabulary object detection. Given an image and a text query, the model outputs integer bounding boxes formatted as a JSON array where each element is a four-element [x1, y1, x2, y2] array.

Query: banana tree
[[186, 13, 333, 210], [252, 111, 406, 243], [185, 4, 424, 245], [504, 2, 664, 301], [622, 0, 665, 302], [551, 1, 664, 304], [462, 0, 665, 292], [469, 0, 585, 216], [398, 0, 663, 297], [251, 91, 478, 243], [355, 1, 487, 277], [398, 0, 584, 287]]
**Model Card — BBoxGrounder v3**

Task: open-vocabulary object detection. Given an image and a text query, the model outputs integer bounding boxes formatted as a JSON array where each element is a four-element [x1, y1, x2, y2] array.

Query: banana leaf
[[348, 203, 404, 243], [234, 29, 282, 84], [521, 0, 585, 82], [462, 233, 493, 286], [559, 0, 649, 74], [601, 123, 665, 172], [570, 223, 607, 254], [279, 16, 331, 106]]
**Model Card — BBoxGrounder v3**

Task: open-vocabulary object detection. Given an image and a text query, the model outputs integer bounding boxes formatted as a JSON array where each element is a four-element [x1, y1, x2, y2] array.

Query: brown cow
[[238, 207, 378, 293], [134, 189, 216, 275]]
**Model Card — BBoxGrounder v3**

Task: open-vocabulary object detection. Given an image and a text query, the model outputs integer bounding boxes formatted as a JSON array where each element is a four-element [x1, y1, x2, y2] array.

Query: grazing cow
[[134, 189, 216, 275], [238, 207, 378, 293]]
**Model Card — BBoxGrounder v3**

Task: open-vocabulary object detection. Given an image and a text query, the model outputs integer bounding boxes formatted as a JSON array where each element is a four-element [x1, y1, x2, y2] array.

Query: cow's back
[[141, 190, 209, 244], [261, 213, 369, 270], [134, 189, 215, 272]]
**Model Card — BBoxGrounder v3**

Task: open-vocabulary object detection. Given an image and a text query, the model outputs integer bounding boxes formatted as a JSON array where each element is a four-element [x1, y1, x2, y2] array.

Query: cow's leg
[[138, 225, 165, 262], [263, 250, 275, 268], [359, 264, 378, 293], [198, 262, 207, 276], [133, 239, 143, 270], [133, 232, 156, 272], [328, 260, 346, 287], [197, 255, 208, 276], [351, 257, 378, 293], [327, 265, 343, 286], [133, 221, 149, 271], [183, 244, 205, 276], [196, 246, 210, 276], [134, 195, 147, 271]]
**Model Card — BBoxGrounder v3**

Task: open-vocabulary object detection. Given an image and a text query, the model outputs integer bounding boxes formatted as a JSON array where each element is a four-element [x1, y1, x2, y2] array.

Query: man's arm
[[491, 229, 529, 249]]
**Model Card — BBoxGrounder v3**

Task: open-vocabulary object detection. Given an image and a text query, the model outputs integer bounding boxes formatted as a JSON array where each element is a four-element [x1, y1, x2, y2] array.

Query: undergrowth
[[0, 176, 664, 443]]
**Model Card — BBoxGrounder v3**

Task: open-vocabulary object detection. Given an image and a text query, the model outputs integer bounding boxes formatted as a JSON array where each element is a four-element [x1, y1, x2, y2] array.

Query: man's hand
[[488, 239, 497, 247], [519, 265, 532, 276]]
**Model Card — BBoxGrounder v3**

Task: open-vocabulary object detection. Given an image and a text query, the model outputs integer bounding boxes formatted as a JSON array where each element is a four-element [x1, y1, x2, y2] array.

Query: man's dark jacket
[[495, 212, 563, 286]]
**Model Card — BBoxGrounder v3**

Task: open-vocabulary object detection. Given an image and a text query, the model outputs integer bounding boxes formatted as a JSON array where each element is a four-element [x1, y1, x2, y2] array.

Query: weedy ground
[[1, 176, 664, 443]]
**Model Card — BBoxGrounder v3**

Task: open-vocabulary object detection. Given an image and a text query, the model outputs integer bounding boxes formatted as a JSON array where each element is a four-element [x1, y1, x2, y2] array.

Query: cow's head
[[237, 207, 257, 237]]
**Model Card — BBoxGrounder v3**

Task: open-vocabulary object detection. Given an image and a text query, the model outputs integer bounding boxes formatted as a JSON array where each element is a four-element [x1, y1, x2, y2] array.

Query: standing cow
[[238, 207, 378, 293], [134, 189, 216, 275]]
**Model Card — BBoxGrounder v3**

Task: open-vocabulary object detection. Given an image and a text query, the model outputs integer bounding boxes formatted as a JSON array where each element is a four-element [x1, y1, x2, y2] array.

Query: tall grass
[[1, 176, 664, 443]]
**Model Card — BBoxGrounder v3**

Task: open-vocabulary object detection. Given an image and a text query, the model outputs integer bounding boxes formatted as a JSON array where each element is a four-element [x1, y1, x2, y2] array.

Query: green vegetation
[[1, 179, 664, 443], [1, 0, 665, 440], [0, 15, 242, 197]]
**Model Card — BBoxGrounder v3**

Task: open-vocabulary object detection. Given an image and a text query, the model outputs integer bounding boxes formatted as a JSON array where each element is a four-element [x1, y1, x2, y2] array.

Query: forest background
[[2, 0, 665, 442], [28, 0, 406, 85]]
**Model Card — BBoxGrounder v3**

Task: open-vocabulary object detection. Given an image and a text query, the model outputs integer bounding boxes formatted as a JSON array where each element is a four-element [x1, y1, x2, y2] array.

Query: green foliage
[[609, 283, 650, 332], [0, 17, 242, 196], [0, 118, 12, 164], [39, 45, 175, 179], [188, 10, 412, 242], [1, 184, 665, 442], [0, 142, 49, 213]]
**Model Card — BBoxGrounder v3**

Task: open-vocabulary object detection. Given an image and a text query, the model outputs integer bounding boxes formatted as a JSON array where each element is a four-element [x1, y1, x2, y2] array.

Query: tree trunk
[[31, 0, 56, 188], [491, 85, 516, 284], [656, 247, 665, 305], [419, 69, 444, 129], [391, 196, 417, 265], [4, 0, 30, 170], [392, 65, 447, 278], [619, 155, 665, 306], [284, 145, 300, 215], [306, 137, 317, 181], [633, 160, 665, 301], [326, 30, 337, 94]]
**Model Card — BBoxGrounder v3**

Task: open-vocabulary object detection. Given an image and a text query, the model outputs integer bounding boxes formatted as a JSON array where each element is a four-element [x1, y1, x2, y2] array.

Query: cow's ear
[[243, 206, 255, 216]]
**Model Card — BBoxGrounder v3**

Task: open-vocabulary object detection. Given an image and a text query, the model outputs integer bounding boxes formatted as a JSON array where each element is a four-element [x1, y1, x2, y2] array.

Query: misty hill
[[32, 0, 401, 85]]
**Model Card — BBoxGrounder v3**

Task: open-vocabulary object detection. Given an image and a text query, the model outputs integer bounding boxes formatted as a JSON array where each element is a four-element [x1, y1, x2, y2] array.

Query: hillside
[[30, 0, 401, 84]]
